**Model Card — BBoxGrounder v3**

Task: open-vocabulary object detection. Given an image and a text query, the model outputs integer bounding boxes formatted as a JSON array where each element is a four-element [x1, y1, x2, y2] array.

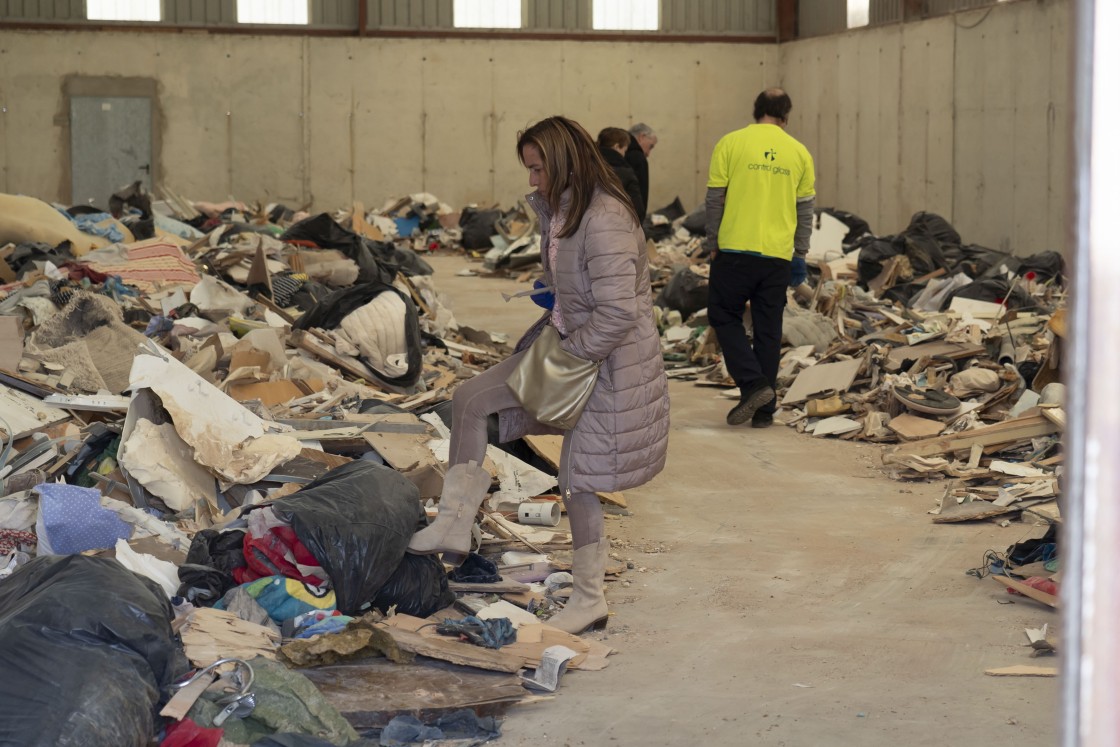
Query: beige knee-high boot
[[407, 461, 491, 562], [548, 537, 609, 634]]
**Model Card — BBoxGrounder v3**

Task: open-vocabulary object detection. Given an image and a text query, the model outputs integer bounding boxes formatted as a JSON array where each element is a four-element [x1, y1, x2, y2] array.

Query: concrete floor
[[424, 254, 1060, 747]]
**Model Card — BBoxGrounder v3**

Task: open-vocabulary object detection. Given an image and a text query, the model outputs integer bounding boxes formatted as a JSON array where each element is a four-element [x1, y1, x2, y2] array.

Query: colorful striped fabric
[[84, 238, 201, 292]]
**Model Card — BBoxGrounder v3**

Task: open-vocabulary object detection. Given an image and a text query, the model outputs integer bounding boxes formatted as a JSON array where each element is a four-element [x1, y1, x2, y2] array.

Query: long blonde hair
[[517, 116, 640, 238]]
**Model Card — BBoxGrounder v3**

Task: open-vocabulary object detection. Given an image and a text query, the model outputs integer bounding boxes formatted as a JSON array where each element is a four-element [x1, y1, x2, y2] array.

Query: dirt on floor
[[425, 254, 1060, 747]]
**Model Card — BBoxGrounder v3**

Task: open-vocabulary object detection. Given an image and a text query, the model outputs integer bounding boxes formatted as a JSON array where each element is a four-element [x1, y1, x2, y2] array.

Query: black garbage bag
[[370, 553, 455, 618], [272, 461, 422, 615], [381, 709, 501, 747], [7, 241, 75, 276], [177, 528, 249, 605], [1019, 250, 1065, 283], [109, 181, 155, 240], [289, 279, 334, 312], [954, 244, 1012, 278], [0, 555, 189, 747], [642, 197, 687, 242], [940, 276, 1033, 311], [898, 232, 949, 278], [460, 208, 502, 250], [268, 204, 296, 224], [282, 214, 432, 284], [448, 553, 501, 584], [820, 207, 873, 248], [293, 282, 423, 389], [283, 213, 388, 284], [856, 237, 902, 286], [654, 265, 709, 318], [681, 205, 706, 236], [905, 211, 961, 246]]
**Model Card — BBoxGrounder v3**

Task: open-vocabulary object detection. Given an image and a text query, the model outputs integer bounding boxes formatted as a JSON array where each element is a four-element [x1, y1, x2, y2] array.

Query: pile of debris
[[644, 199, 1064, 539], [0, 186, 625, 747]]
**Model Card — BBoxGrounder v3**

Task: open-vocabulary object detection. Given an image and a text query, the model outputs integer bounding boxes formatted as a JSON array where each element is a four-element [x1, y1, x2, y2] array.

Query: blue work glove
[[531, 278, 555, 310], [790, 256, 807, 287]]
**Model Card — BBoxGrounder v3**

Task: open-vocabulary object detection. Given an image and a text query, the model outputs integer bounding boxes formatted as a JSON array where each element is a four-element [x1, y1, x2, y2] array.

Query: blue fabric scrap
[[37, 483, 131, 554]]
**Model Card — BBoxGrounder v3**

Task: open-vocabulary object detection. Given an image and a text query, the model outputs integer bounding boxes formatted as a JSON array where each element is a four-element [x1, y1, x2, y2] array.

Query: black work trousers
[[707, 251, 790, 415]]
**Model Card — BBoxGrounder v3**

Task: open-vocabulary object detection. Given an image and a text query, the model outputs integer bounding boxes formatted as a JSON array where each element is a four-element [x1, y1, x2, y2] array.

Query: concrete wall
[[0, 30, 775, 213], [781, 0, 1071, 254], [0, 0, 1072, 255]]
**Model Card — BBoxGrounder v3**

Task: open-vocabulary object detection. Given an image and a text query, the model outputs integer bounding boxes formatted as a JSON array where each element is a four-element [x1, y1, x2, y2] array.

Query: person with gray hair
[[625, 123, 657, 219]]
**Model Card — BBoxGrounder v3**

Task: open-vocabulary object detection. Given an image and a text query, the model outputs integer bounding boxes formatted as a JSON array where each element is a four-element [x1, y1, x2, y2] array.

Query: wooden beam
[[885, 415, 1059, 459], [376, 626, 524, 673], [776, 0, 798, 42]]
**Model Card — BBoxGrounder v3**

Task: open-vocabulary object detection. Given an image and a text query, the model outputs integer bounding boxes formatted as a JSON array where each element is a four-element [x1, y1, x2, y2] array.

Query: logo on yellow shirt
[[764, 149, 777, 161]]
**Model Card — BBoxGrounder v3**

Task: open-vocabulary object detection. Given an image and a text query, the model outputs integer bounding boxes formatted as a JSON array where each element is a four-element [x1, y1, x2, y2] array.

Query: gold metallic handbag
[[506, 325, 601, 430]]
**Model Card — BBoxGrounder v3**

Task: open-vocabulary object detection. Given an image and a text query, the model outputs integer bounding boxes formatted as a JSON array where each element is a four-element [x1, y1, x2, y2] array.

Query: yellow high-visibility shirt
[[707, 123, 815, 260]]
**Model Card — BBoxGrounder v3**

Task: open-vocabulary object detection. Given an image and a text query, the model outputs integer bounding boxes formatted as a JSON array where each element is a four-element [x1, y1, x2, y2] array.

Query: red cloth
[[233, 526, 323, 586], [160, 718, 222, 747]]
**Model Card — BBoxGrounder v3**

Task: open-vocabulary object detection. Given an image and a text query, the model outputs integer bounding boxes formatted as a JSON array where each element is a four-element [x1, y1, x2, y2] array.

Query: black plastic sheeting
[[272, 461, 423, 616], [820, 207, 873, 247], [293, 282, 424, 389], [0, 555, 188, 747], [370, 552, 455, 618], [642, 197, 686, 242], [655, 265, 710, 318], [459, 208, 502, 250], [177, 528, 249, 605], [281, 213, 433, 285]]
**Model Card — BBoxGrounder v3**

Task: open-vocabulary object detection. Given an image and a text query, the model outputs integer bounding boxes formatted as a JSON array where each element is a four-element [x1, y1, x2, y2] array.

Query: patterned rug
[[84, 238, 200, 291]]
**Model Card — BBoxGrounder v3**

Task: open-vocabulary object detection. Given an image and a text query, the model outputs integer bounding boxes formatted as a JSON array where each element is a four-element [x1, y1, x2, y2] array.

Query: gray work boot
[[407, 461, 491, 564], [548, 537, 610, 635]]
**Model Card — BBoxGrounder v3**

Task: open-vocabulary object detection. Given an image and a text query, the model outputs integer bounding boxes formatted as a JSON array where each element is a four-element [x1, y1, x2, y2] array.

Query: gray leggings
[[449, 350, 604, 550]]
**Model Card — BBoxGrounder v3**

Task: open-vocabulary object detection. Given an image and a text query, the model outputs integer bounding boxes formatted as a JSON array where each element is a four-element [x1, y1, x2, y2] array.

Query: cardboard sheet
[[783, 359, 863, 405], [0, 316, 23, 373]]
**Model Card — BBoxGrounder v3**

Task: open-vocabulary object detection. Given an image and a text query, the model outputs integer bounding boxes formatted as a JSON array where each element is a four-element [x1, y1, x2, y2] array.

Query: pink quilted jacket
[[499, 188, 670, 494]]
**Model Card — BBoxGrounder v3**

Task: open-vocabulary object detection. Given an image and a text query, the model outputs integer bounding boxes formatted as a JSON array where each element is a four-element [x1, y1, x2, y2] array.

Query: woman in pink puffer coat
[[408, 116, 670, 634]]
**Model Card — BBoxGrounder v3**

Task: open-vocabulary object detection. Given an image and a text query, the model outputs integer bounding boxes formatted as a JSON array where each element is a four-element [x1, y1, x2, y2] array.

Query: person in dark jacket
[[625, 123, 657, 219], [596, 127, 645, 219]]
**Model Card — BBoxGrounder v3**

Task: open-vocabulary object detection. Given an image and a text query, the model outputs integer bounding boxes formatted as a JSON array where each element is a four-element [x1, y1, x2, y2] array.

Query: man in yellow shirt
[[705, 88, 816, 427]]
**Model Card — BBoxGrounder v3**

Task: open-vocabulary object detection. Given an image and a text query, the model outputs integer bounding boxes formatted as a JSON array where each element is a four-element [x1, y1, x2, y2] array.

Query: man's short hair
[[753, 89, 792, 122], [629, 123, 655, 138], [597, 127, 631, 150]]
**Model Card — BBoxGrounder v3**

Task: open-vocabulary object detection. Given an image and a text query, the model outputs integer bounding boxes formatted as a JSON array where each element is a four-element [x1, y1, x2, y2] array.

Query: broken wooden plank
[[886, 415, 1059, 459], [984, 666, 1058, 677], [375, 625, 524, 673], [1022, 501, 1062, 524], [523, 434, 626, 507], [302, 657, 526, 731], [290, 329, 378, 383], [886, 341, 985, 371], [160, 672, 216, 720], [448, 579, 531, 594], [179, 608, 280, 667], [1040, 406, 1066, 431], [932, 500, 1029, 524]]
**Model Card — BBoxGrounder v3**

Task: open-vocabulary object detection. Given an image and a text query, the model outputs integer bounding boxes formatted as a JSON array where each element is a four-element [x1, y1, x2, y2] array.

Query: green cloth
[[187, 656, 358, 745]]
